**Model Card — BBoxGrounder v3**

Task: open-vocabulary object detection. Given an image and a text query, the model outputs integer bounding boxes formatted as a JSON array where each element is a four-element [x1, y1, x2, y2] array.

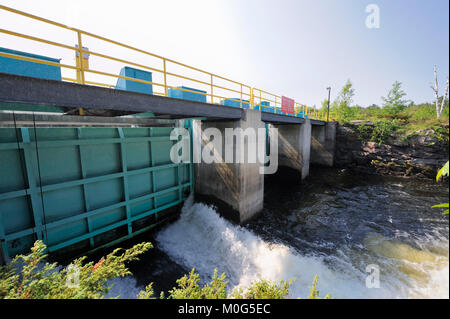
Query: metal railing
[[0, 5, 336, 121]]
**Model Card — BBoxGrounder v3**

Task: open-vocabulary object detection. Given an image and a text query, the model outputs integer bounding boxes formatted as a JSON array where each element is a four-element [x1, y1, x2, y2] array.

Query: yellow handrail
[[0, 4, 335, 121]]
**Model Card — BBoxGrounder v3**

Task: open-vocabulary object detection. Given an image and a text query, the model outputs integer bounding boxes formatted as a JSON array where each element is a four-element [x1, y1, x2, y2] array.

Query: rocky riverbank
[[335, 122, 449, 178]]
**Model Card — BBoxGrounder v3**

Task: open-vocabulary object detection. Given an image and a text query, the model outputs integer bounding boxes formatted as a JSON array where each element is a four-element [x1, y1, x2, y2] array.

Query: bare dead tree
[[430, 65, 449, 118]]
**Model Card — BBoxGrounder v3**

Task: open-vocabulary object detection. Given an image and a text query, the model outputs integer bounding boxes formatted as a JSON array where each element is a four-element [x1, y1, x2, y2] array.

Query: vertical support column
[[273, 119, 311, 180], [299, 119, 311, 179], [194, 109, 264, 224], [310, 121, 337, 167]]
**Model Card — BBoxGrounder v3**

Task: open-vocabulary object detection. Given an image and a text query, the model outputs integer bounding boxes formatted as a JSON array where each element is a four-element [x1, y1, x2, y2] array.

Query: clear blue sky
[[1, 0, 449, 107]]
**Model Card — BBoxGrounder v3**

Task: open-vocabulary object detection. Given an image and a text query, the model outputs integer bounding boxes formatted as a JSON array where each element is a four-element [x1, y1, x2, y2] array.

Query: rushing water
[[109, 167, 449, 299]]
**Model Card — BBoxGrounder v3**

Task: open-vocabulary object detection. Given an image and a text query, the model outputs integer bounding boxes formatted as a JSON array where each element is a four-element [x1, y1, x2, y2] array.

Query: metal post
[[210, 74, 214, 104], [240, 84, 243, 108], [76, 32, 87, 115], [326, 86, 331, 122], [163, 58, 168, 96], [274, 96, 277, 113]]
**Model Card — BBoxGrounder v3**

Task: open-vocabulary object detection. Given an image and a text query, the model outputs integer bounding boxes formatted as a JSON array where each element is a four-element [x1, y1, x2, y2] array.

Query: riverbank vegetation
[[322, 79, 449, 144], [0, 240, 330, 299]]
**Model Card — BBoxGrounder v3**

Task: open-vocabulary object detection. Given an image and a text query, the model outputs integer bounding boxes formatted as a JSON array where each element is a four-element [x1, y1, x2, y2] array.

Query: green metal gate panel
[[0, 126, 193, 259]]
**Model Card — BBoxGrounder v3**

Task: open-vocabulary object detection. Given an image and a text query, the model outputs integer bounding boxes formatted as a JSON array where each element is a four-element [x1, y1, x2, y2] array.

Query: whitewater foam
[[107, 196, 448, 299], [155, 196, 395, 298]]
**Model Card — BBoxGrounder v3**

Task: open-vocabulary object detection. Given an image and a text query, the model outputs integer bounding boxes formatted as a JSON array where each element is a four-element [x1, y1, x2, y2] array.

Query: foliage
[[381, 81, 410, 114], [307, 274, 331, 299], [433, 161, 449, 215], [230, 278, 295, 299], [332, 79, 355, 122], [168, 268, 228, 299], [0, 240, 152, 299], [137, 283, 155, 299], [1, 241, 331, 300], [357, 120, 399, 145], [436, 161, 449, 182], [330, 79, 449, 143]]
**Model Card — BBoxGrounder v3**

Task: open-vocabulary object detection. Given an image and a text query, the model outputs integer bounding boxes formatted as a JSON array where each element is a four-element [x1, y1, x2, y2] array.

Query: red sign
[[281, 96, 295, 114]]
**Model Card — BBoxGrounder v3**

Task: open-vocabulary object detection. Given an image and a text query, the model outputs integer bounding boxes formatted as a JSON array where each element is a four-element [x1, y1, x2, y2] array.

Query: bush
[[357, 120, 398, 145], [168, 268, 228, 299], [1, 241, 331, 299], [0, 240, 152, 299], [230, 278, 294, 299]]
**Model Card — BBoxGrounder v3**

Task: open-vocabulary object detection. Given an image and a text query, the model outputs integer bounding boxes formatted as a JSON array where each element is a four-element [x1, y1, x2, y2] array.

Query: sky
[[0, 0, 449, 107]]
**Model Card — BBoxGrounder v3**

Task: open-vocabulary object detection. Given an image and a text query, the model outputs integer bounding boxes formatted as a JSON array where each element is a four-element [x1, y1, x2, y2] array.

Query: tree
[[430, 65, 449, 118], [320, 99, 329, 111], [381, 81, 409, 114], [332, 79, 355, 121]]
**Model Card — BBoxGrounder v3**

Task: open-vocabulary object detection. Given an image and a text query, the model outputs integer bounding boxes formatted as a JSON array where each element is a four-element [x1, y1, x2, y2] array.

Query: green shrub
[[0, 240, 152, 299], [168, 268, 228, 299], [230, 278, 294, 299], [307, 274, 331, 299], [356, 120, 398, 145]]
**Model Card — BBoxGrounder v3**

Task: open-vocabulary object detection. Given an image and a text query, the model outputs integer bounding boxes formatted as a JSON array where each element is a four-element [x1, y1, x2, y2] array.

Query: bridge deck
[[0, 73, 325, 125]]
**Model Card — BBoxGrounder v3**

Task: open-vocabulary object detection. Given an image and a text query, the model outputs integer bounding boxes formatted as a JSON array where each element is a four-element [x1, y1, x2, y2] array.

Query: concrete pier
[[194, 109, 265, 224], [273, 119, 312, 180], [310, 122, 337, 167]]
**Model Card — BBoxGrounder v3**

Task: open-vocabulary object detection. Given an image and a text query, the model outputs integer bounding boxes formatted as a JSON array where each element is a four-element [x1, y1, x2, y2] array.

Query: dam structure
[[0, 5, 336, 264]]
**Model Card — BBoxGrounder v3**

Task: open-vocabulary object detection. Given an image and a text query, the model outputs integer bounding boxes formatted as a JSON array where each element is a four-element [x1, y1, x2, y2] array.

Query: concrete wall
[[273, 119, 311, 180], [310, 122, 337, 167], [194, 109, 265, 224]]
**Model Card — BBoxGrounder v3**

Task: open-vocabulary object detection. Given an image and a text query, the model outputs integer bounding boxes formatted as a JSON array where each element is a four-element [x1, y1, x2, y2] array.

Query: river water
[[108, 167, 449, 299]]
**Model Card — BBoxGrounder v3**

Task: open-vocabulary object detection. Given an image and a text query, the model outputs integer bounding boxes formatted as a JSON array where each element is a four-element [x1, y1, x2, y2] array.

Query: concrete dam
[[0, 5, 337, 264]]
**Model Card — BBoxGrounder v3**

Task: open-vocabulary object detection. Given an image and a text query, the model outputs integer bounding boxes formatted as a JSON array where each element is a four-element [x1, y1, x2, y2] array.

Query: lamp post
[[326, 87, 331, 121]]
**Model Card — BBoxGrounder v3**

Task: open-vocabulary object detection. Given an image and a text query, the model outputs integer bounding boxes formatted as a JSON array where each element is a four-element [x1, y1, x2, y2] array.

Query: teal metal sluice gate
[[0, 126, 193, 260]]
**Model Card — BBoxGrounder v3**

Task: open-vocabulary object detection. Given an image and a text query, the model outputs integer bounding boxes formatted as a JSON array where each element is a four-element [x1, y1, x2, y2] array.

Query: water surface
[[110, 168, 449, 299]]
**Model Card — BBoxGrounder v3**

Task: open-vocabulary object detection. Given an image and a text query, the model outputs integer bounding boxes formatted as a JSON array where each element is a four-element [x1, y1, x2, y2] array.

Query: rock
[[350, 120, 374, 126], [335, 124, 449, 178]]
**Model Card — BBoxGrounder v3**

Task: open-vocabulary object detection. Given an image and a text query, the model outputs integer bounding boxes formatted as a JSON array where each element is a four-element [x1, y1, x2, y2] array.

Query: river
[[107, 167, 449, 299]]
